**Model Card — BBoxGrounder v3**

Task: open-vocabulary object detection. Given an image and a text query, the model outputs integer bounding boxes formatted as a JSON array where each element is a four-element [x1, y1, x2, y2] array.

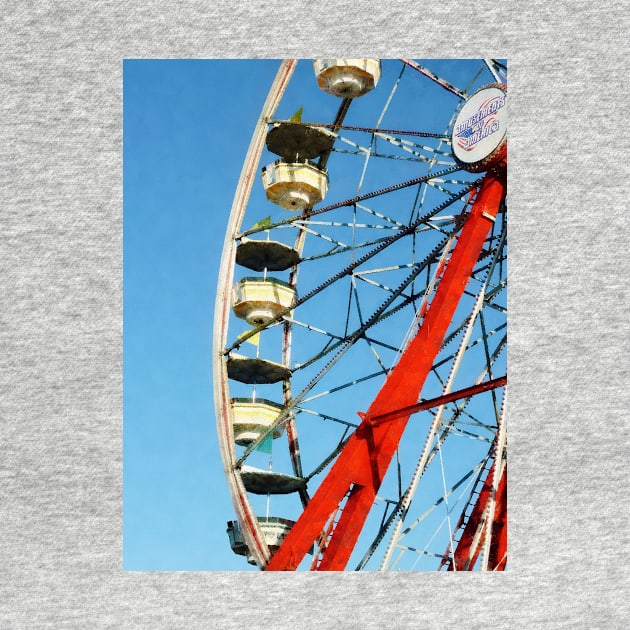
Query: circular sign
[[452, 84, 507, 172]]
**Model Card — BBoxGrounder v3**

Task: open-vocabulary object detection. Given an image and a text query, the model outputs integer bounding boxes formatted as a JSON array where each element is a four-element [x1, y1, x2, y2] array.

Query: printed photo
[[124, 59, 507, 571]]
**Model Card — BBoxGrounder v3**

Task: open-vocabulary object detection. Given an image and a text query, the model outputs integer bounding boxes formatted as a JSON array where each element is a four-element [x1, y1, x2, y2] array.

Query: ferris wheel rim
[[213, 59, 298, 568]]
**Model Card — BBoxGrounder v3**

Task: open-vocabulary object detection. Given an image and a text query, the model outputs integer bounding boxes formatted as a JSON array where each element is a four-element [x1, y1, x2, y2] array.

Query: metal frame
[[265, 169, 506, 570], [215, 59, 508, 571]]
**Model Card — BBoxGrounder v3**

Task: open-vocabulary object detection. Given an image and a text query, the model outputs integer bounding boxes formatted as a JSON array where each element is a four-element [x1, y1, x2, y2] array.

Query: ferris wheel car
[[265, 121, 336, 162], [235, 238, 301, 272], [230, 398, 284, 446], [226, 355, 291, 385], [313, 58, 381, 98], [240, 465, 306, 495], [232, 277, 296, 326], [261, 160, 328, 211], [227, 517, 297, 565]]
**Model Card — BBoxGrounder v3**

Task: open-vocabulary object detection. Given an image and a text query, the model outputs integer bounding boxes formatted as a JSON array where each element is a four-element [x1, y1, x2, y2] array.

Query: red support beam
[[315, 485, 374, 571], [444, 461, 494, 570], [369, 375, 507, 426], [488, 465, 508, 570], [265, 169, 506, 571], [441, 461, 507, 571]]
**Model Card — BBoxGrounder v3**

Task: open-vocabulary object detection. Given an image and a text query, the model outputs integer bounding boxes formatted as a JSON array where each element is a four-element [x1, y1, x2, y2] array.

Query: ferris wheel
[[213, 58, 507, 571]]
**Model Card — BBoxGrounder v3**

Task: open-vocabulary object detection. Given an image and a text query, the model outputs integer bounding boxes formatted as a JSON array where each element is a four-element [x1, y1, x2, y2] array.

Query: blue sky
[[123, 59, 506, 571], [123, 60, 283, 570]]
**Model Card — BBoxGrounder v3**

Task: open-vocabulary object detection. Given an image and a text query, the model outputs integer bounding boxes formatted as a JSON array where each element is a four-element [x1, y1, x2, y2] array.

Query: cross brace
[[369, 375, 506, 426]]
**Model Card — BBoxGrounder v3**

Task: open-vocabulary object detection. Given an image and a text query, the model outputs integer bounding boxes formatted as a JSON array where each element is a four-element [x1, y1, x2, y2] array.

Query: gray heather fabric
[[1, 2, 629, 628]]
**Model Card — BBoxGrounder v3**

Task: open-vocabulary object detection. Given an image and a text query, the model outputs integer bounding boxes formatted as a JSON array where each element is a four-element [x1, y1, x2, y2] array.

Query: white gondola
[[227, 517, 299, 565], [230, 398, 284, 446], [232, 277, 296, 326], [261, 160, 328, 211], [313, 58, 381, 98]]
